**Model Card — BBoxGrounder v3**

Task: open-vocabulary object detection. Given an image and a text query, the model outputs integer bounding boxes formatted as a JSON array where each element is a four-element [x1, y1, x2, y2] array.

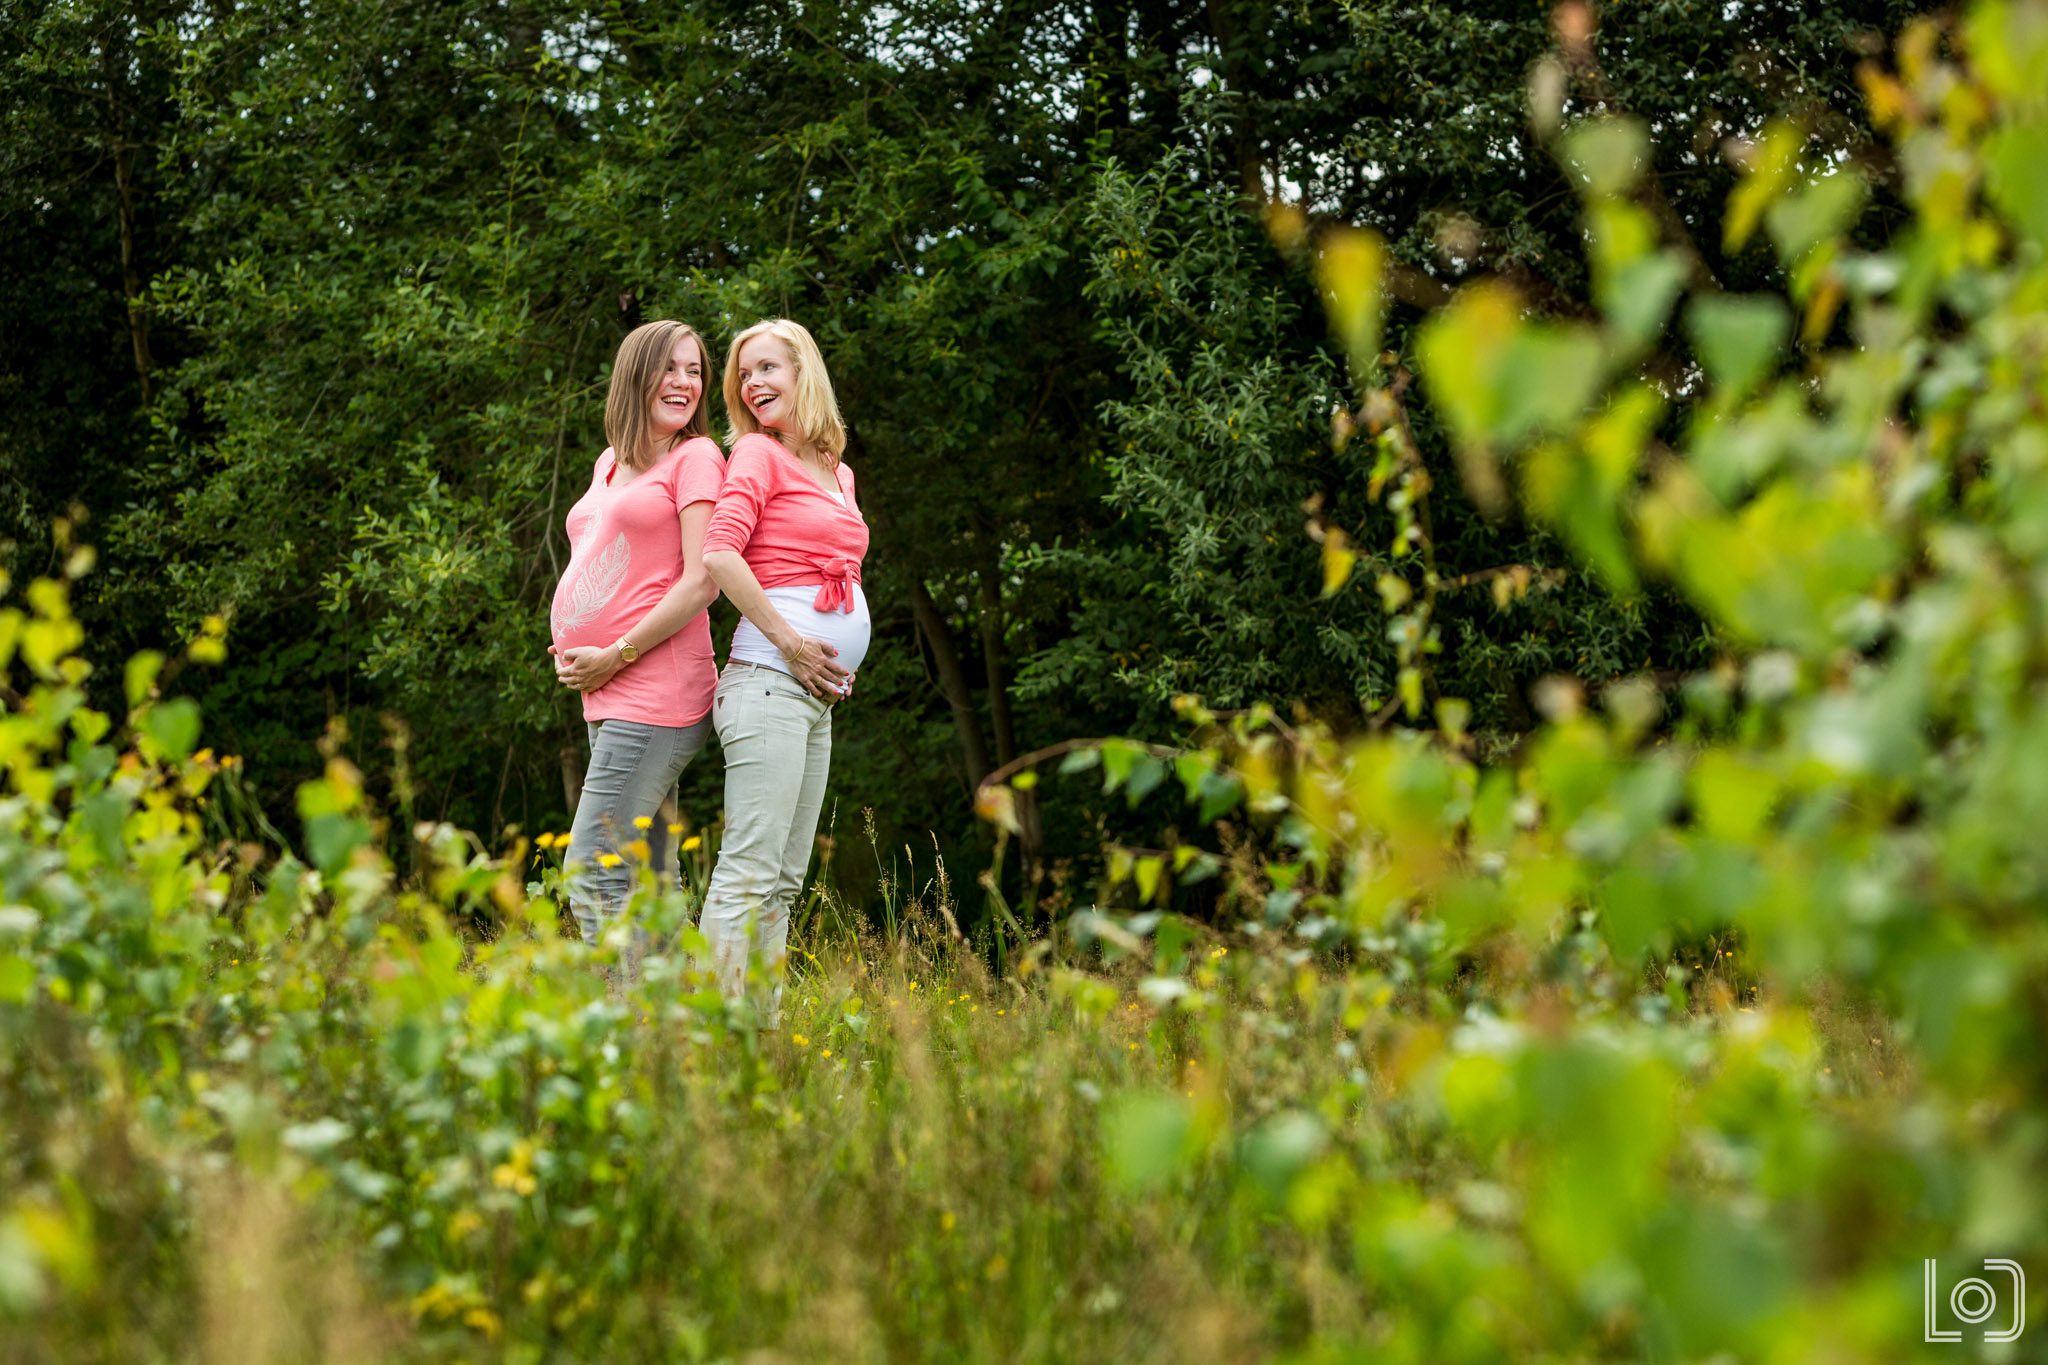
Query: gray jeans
[[565, 716, 713, 944], [700, 663, 833, 1014]]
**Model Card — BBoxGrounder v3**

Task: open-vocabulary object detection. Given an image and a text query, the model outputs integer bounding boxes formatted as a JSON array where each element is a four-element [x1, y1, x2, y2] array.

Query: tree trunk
[[104, 53, 153, 404], [560, 741, 586, 814], [1203, 0, 1264, 198], [909, 579, 990, 792], [978, 570, 1041, 866]]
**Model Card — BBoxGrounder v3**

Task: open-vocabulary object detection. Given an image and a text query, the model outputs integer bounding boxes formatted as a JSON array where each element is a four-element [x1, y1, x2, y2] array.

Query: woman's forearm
[[622, 565, 720, 652], [703, 549, 802, 655]]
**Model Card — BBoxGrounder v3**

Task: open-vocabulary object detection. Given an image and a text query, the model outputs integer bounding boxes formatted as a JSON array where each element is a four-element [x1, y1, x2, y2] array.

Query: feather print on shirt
[[552, 531, 631, 636]]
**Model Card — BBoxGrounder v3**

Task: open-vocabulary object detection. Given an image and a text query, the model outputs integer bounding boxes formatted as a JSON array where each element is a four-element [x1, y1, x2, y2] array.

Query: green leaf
[[1316, 228, 1385, 375], [1561, 117, 1650, 198], [1764, 172, 1866, 265], [1986, 119, 2048, 245], [1600, 251, 1689, 356], [140, 698, 202, 762], [123, 651, 164, 708], [1687, 295, 1789, 397], [1723, 121, 1805, 253], [1103, 1092, 1196, 1191], [1239, 1111, 1326, 1199]]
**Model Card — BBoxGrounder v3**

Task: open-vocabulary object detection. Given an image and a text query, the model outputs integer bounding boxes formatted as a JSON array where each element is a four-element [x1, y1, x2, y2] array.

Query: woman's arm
[[555, 501, 722, 691], [702, 548, 850, 699]]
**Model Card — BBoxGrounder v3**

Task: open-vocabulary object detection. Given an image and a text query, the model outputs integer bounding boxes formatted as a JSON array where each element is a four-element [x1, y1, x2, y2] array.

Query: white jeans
[[700, 663, 833, 1015]]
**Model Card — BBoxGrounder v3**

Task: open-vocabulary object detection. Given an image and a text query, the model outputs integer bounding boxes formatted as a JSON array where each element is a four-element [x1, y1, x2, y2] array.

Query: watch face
[[621, 642, 638, 662]]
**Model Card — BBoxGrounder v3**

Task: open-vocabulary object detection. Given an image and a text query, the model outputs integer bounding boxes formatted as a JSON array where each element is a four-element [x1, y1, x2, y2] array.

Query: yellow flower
[[462, 1306, 503, 1341], [1209, 945, 1228, 960], [996, 1009, 1006, 1017], [791, 1033, 810, 1047], [623, 839, 651, 862], [667, 822, 684, 835], [632, 815, 653, 830], [598, 853, 622, 868], [490, 1140, 539, 1197], [535, 832, 556, 850], [448, 1209, 484, 1240], [940, 1210, 956, 1233], [821, 1048, 833, 1059], [909, 981, 920, 992], [681, 835, 702, 852]]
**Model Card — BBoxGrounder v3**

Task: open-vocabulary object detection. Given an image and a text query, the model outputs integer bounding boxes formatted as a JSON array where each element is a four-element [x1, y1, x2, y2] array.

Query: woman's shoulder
[[672, 434, 726, 466], [726, 431, 795, 477], [730, 431, 789, 460]]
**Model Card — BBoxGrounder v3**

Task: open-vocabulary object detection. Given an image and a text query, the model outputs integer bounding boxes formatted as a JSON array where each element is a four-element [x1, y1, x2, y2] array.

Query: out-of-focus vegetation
[[6, 4, 2047, 1359]]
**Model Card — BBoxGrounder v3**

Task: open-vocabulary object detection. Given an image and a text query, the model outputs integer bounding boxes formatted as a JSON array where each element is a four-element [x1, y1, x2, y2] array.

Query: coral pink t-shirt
[[550, 437, 726, 727]]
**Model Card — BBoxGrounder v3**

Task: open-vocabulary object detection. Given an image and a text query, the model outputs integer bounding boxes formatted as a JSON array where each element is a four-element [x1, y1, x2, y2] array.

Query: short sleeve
[[674, 436, 726, 508], [702, 434, 780, 556]]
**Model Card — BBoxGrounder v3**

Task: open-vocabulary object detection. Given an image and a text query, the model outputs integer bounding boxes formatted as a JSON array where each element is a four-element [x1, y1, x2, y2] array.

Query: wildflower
[[909, 981, 920, 991], [821, 1048, 833, 1059], [791, 1033, 810, 1048], [490, 1140, 539, 1197], [448, 1209, 484, 1240], [996, 1009, 1006, 1017], [535, 832, 555, 850], [632, 815, 653, 830], [462, 1306, 503, 1341], [1209, 945, 1228, 960], [193, 747, 215, 765], [667, 822, 684, 836], [681, 835, 702, 853], [940, 1210, 956, 1233], [598, 853, 623, 868]]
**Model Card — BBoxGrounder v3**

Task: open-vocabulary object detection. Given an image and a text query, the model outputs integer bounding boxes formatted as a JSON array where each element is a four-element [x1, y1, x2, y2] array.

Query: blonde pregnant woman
[[550, 320, 726, 948], [698, 320, 869, 1019]]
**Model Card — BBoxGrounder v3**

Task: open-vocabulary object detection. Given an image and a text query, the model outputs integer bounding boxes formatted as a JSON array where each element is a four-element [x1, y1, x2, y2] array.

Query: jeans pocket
[[587, 720, 652, 775]]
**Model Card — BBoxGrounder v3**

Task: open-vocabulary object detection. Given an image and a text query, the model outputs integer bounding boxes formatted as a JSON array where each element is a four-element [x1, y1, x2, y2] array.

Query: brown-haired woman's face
[[648, 334, 705, 439]]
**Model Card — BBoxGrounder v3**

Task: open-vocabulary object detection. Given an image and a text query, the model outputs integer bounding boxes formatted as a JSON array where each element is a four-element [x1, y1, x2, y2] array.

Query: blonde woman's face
[[735, 334, 797, 437], [648, 335, 704, 439]]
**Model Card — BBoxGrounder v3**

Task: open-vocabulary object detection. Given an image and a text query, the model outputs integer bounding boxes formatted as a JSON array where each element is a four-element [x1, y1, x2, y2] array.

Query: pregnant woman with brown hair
[[550, 319, 726, 950]]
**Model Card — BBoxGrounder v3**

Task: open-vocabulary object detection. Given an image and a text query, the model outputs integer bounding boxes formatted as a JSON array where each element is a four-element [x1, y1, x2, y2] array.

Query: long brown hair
[[605, 320, 712, 470]]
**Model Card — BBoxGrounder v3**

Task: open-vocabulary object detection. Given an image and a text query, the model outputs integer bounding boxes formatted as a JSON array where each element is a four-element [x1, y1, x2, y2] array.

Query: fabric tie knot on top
[[813, 557, 861, 613]]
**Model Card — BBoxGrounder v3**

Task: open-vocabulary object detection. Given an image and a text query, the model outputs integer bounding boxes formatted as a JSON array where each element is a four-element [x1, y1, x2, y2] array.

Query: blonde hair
[[605, 320, 712, 470], [723, 319, 847, 464]]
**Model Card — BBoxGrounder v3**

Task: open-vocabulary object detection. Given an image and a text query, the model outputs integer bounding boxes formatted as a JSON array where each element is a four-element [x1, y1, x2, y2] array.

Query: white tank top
[[729, 584, 872, 685]]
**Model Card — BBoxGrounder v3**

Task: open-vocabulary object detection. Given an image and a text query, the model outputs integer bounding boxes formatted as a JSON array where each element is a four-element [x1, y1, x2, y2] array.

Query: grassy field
[[2, 790, 1917, 1364]]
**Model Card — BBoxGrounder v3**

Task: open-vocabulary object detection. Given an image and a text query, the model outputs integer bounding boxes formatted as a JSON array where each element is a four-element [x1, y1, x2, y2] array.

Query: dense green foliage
[[3, 0, 1918, 896], [7, 4, 2048, 1360]]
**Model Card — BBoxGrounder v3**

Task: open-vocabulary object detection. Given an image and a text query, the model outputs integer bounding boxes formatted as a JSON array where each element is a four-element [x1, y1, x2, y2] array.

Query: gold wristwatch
[[616, 637, 639, 664]]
